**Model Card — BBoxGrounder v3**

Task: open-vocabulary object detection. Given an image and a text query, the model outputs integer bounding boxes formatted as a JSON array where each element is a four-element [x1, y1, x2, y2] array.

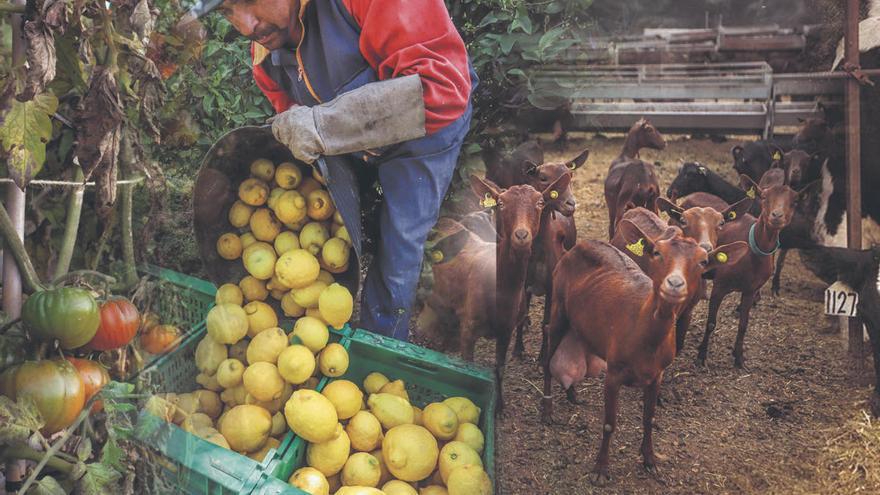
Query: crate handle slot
[[395, 356, 441, 374]]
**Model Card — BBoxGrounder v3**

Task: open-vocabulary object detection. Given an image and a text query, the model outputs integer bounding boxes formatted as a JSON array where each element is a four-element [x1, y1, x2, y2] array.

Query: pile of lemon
[[286, 372, 492, 495], [216, 158, 354, 324]]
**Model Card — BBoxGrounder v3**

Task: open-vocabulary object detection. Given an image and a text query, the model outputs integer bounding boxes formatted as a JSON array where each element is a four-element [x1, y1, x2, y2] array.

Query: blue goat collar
[[748, 222, 780, 256]]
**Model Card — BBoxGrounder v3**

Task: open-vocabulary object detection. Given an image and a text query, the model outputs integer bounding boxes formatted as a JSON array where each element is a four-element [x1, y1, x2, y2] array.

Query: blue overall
[[261, 0, 476, 341]]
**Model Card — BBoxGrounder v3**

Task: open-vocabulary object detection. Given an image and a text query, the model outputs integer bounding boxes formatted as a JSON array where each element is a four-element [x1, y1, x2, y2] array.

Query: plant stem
[[52, 168, 85, 282], [0, 3, 25, 13], [0, 317, 21, 334], [17, 408, 90, 492], [0, 445, 74, 475], [51, 269, 117, 287], [0, 205, 45, 293], [118, 136, 137, 291]]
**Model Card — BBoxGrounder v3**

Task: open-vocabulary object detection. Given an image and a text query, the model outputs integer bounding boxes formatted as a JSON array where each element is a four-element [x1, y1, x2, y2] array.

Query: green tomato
[[22, 288, 100, 349]]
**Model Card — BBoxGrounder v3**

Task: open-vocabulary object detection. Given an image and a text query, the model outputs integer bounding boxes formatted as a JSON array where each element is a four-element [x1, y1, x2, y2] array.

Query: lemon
[[181, 413, 213, 434], [274, 230, 301, 255], [243, 362, 285, 402], [382, 424, 439, 482], [281, 292, 306, 318], [247, 436, 280, 462], [290, 316, 330, 352], [334, 226, 352, 246], [246, 327, 288, 364], [217, 233, 243, 260], [363, 372, 390, 395], [446, 465, 491, 495], [229, 200, 255, 228], [220, 388, 237, 406], [244, 391, 285, 415], [306, 423, 349, 476], [285, 217, 308, 232], [216, 358, 245, 388], [145, 395, 175, 421], [289, 467, 330, 495], [378, 380, 409, 402], [453, 423, 484, 455], [195, 335, 228, 374], [312, 167, 326, 185], [204, 432, 231, 449], [292, 280, 329, 309], [321, 238, 350, 271], [277, 344, 316, 384], [243, 242, 277, 280], [300, 222, 330, 256], [286, 389, 339, 443], [412, 406, 423, 427], [297, 177, 322, 197], [322, 380, 363, 420], [442, 398, 481, 425], [270, 288, 286, 301], [306, 189, 335, 221], [438, 441, 482, 484], [229, 339, 250, 363], [318, 343, 349, 377], [422, 403, 459, 441], [347, 411, 382, 452], [240, 276, 268, 301], [239, 300, 276, 339], [206, 304, 249, 345], [216, 283, 244, 306], [318, 283, 353, 330], [275, 190, 308, 224], [250, 158, 275, 181], [341, 452, 381, 488], [368, 393, 414, 430], [275, 249, 321, 289], [332, 210, 344, 225], [196, 371, 223, 392], [219, 405, 271, 453], [306, 307, 328, 324], [383, 480, 418, 495], [420, 486, 448, 495], [239, 178, 270, 206], [275, 162, 303, 190], [333, 487, 385, 495], [271, 411, 287, 437], [195, 389, 222, 418], [240, 232, 258, 249], [371, 449, 393, 486], [267, 187, 285, 211], [250, 208, 283, 242], [316, 270, 335, 284]]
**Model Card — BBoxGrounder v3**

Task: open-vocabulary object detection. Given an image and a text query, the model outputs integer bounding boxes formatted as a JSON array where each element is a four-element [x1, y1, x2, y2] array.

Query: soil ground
[[416, 134, 879, 494]]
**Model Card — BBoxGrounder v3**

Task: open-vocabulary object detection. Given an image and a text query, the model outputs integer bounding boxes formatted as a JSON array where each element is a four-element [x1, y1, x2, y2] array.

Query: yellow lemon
[[382, 424, 439, 482], [195, 334, 228, 375], [243, 300, 279, 338], [229, 200, 255, 228], [244, 390, 285, 415], [438, 441, 482, 484], [363, 372, 390, 395], [216, 283, 244, 306], [243, 362, 285, 402], [250, 158, 275, 182], [453, 423, 484, 455], [270, 288, 286, 301], [292, 280, 329, 309], [277, 344, 316, 384], [247, 437, 280, 462], [334, 487, 385, 495], [367, 393, 414, 430], [422, 403, 459, 441], [321, 238, 350, 271], [285, 217, 308, 232], [217, 233, 243, 260], [246, 327, 288, 364], [307, 425, 350, 476], [193, 389, 222, 419], [250, 208, 283, 242], [446, 465, 491, 495], [286, 389, 339, 443], [239, 276, 268, 302], [289, 316, 329, 353], [300, 222, 330, 256], [334, 225, 352, 245], [243, 242, 277, 280], [281, 292, 306, 318], [297, 176, 322, 197], [274, 230, 301, 255], [332, 210, 344, 225], [412, 406, 423, 427], [306, 307, 328, 324], [317, 270, 335, 284], [383, 480, 418, 495], [219, 405, 272, 453], [321, 380, 363, 420], [347, 411, 382, 452], [206, 303, 249, 345], [239, 178, 270, 206], [318, 283, 353, 330], [289, 467, 330, 495], [420, 486, 448, 495], [271, 411, 287, 437], [204, 432, 231, 449], [371, 449, 393, 486], [275, 249, 321, 289], [181, 413, 213, 434], [318, 343, 349, 378], [442, 398, 481, 425], [275, 162, 303, 190], [267, 187, 285, 211], [216, 358, 245, 389], [341, 452, 381, 488], [307, 189, 335, 221], [240, 232, 257, 249], [275, 190, 308, 224], [195, 372, 223, 392], [378, 380, 409, 402]]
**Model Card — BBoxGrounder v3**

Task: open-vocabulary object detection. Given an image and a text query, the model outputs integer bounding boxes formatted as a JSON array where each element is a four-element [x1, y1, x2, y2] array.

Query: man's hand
[[270, 74, 427, 165]]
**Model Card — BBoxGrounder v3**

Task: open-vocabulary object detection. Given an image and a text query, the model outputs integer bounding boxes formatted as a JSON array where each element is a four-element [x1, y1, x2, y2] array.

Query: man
[[183, 0, 476, 341]]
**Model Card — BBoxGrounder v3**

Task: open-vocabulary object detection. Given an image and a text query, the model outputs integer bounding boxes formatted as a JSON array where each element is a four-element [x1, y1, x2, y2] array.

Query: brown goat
[[616, 118, 667, 162], [543, 220, 748, 484]]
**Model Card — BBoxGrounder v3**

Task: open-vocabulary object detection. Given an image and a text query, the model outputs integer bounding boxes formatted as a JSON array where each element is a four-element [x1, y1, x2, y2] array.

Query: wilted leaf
[[0, 92, 59, 190], [0, 395, 45, 444], [94, 130, 120, 218], [20, 21, 57, 102], [55, 31, 88, 93], [79, 462, 122, 495], [136, 59, 164, 142], [26, 475, 66, 495], [40, 0, 70, 33], [129, 0, 154, 44], [74, 66, 123, 181]]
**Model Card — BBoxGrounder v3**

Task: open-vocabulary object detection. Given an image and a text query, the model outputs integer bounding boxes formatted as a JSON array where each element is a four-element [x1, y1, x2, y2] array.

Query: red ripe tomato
[[88, 299, 140, 351], [65, 357, 110, 413]]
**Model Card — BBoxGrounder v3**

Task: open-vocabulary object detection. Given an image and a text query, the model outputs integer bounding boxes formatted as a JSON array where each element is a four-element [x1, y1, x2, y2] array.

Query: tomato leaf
[[78, 462, 122, 495], [0, 396, 45, 445], [26, 475, 66, 495], [0, 92, 58, 190]]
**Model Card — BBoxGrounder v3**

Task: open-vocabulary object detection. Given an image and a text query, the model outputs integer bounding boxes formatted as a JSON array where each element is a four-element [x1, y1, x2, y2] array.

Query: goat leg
[[697, 288, 726, 367], [732, 291, 756, 369], [864, 318, 880, 417], [591, 373, 621, 486], [513, 292, 531, 359], [771, 249, 788, 297], [542, 313, 567, 425], [641, 377, 662, 475], [459, 318, 477, 362], [565, 386, 583, 405]]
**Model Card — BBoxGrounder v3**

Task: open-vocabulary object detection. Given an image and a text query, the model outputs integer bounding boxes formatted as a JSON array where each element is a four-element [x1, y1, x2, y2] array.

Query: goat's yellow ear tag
[[480, 193, 497, 208], [728, 211, 737, 220], [567, 162, 577, 170], [746, 187, 756, 199], [549, 190, 559, 200], [772, 151, 782, 161], [430, 250, 444, 263], [698, 166, 707, 175], [716, 252, 729, 263], [626, 238, 645, 257]]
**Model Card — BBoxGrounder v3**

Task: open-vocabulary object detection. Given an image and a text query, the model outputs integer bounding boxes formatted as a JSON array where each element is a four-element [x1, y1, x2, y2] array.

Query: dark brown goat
[[543, 220, 748, 484], [604, 160, 661, 239], [616, 118, 667, 162]]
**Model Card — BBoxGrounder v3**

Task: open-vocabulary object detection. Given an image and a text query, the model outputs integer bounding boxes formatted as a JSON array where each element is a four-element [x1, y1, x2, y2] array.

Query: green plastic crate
[[263, 328, 497, 493], [138, 264, 217, 333]]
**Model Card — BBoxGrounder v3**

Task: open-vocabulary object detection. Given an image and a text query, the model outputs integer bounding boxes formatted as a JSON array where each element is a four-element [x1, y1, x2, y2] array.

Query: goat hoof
[[590, 466, 611, 486], [733, 354, 747, 369], [695, 355, 708, 368], [565, 388, 583, 405], [771, 286, 781, 297]]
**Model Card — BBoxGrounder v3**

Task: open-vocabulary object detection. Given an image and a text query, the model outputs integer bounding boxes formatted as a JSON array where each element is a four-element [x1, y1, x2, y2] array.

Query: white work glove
[[271, 74, 427, 164]]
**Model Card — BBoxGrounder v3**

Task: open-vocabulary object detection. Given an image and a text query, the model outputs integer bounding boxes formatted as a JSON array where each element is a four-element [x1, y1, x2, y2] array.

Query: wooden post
[[844, 0, 863, 356]]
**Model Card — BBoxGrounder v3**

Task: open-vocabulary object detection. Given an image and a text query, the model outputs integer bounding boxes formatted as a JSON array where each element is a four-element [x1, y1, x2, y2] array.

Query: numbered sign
[[825, 281, 859, 317]]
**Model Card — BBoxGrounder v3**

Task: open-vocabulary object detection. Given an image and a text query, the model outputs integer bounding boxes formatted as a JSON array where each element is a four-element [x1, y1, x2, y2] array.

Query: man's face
[[217, 0, 297, 50]]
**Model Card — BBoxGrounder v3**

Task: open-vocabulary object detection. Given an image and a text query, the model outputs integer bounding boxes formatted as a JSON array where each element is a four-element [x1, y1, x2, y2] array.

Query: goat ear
[[567, 149, 590, 170], [616, 219, 656, 258], [542, 172, 571, 202], [721, 197, 753, 223], [731, 145, 744, 161], [706, 241, 749, 271], [655, 197, 683, 223], [524, 161, 540, 176], [469, 175, 501, 207], [739, 174, 762, 199]]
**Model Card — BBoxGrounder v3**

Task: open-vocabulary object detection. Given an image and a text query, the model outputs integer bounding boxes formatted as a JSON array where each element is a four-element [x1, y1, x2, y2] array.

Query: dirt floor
[[417, 134, 880, 494]]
